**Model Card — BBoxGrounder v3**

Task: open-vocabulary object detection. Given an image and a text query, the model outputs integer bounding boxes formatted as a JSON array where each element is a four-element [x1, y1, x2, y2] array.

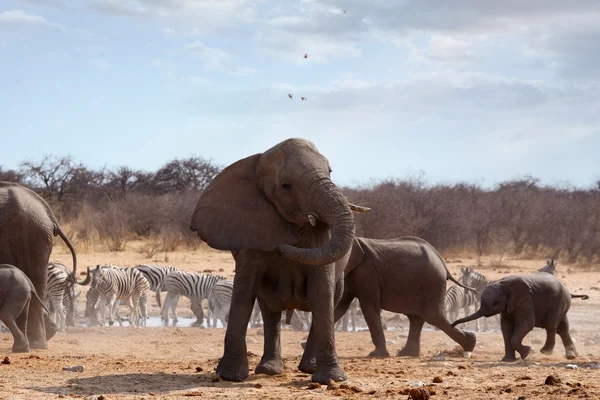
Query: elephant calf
[[334, 236, 477, 358], [0, 264, 57, 352], [452, 273, 589, 361]]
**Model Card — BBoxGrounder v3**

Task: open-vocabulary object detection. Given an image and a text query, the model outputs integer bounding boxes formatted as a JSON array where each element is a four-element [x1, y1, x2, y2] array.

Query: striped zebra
[[458, 266, 500, 331], [157, 271, 225, 326], [46, 261, 81, 331], [89, 265, 150, 327], [538, 259, 557, 275], [445, 284, 480, 329], [335, 298, 359, 332], [133, 264, 180, 305], [207, 279, 233, 328]]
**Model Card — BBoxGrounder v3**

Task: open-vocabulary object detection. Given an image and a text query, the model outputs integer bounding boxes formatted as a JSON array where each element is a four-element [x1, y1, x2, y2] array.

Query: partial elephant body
[[190, 138, 369, 384], [335, 236, 477, 358], [0, 264, 58, 352], [452, 273, 588, 361], [0, 182, 78, 349]]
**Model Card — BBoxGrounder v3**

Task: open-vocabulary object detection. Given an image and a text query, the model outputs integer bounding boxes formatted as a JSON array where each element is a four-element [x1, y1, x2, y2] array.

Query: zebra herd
[[444, 259, 558, 332], [34, 258, 560, 332]]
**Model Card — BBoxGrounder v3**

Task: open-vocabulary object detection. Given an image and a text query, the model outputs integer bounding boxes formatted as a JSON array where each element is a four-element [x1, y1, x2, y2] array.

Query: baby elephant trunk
[[451, 309, 487, 328]]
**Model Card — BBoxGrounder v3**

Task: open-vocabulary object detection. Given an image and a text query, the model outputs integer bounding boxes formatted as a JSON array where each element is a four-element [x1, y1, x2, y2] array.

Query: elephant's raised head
[[190, 138, 370, 266]]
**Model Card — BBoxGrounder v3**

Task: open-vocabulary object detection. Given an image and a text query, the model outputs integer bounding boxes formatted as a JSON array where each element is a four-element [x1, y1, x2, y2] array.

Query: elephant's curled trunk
[[277, 180, 355, 266], [451, 309, 486, 328]]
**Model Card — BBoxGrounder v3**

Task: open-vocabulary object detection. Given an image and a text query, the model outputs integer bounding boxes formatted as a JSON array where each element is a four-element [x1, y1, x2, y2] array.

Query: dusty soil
[[1, 243, 599, 399]]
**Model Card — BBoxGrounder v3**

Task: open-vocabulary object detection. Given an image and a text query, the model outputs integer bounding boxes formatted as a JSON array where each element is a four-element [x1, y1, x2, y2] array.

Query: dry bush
[[138, 241, 160, 259], [95, 201, 130, 252]]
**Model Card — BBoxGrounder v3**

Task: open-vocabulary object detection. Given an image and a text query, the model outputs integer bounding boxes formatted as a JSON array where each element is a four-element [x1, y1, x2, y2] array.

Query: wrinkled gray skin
[[0, 182, 78, 349], [190, 138, 369, 384], [327, 237, 477, 360], [452, 274, 589, 361], [0, 264, 58, 352]]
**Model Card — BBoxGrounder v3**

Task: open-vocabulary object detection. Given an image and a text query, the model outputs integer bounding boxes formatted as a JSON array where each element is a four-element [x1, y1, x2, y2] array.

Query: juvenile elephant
[[0, 182, 79, 349], [331, 237, 476, 359], [0, 264, 58, 352], [452, 273, 589, 361], [190, 138, 370, 384]]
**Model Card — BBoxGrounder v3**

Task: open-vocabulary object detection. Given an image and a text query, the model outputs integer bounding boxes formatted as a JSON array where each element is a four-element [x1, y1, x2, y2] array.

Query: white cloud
[[0, 9, 65, 30], [184, 41, 231, 69], [230, 66, 256, 77], [183, 75, 212, 86]]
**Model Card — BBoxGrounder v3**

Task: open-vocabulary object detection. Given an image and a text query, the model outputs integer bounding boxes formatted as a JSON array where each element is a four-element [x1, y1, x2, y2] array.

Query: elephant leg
[[358, 298, 389, 358], [304, 268, 346, 384], [2, 299, 29, 352], [540, 326, 556, 355], [397, 315, 424, 357], [500, 314, 517, 361], [557, 316, 578, 359], [427, 312, 476, 354], [215, 264, 257, 382], [510, 320, 534, 360], [298, 321, 318, 373], [255, 298, 284, 376], [27, 263, 48, 349]]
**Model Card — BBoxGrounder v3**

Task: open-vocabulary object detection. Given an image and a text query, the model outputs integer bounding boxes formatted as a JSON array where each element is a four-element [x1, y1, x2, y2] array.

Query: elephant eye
[[282, 183, 292, 191]]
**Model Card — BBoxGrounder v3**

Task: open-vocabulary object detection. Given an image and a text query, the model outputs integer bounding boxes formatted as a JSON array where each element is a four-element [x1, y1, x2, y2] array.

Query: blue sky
[[1, 0, 599, 188]]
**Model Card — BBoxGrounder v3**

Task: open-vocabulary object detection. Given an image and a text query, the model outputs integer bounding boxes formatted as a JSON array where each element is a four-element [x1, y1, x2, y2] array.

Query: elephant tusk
[[349, 203, 371, 213], [308, 214, 317, 227]]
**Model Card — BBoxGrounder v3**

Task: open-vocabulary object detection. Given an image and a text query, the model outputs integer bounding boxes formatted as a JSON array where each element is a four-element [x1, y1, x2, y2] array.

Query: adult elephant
[[331, 237, 477, 358], [190, 138, 370, 384], [0, 182, 78, 349]]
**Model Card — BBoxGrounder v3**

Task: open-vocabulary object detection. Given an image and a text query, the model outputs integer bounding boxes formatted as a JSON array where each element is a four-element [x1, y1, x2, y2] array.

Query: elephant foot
[[540, 346, 554, 356], [28, 339, 48, 350], [298, 357, 317, 374], [312, 364, 347, 384], [501, 354, 518, 362], [216, 355, 249, 382], [462, 332, 477, 352], [566, 349, 578, 360], [255, 357, 284, 375], [12, 343, 30, 353], [396, 346, 420, 358], [368, 348, 390, 358], [518, 346, 533, 360]]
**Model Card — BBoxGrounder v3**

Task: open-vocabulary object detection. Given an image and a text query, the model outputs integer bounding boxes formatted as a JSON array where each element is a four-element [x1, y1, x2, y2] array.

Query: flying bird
[[342, 9, 347, 14], [304, 53, 308, 59], [301, 97, 307, 101], [288, 94, 293, 99]]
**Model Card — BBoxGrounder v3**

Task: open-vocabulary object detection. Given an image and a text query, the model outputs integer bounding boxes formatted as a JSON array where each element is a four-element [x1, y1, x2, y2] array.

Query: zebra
[[133, 264, 180, 306], [157, 271, 225, 326], [445, 284, 480, 329], [335, 298, 359, 332], [538, 259, 557, 275], [89, 265, 150, 327], [458, 266, 499, 331], [46, 261, 81, 331], [207, 279, 234, 328]]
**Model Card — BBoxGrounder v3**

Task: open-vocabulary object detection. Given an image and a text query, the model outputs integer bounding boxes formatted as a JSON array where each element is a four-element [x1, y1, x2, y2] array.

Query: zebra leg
[[350, 300, 357, 332], [106, 294, 117, 326], [167, 293, 180, 326], [160, 292, 173, 325], [254, 298, 284, 376], [138, 295, 148, 328], [397, 315, 424, 357]]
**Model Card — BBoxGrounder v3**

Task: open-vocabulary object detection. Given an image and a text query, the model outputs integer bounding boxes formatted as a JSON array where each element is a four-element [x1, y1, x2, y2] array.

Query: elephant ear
[[506, 278, 532, 315], [190, 153, 300, 251], [344, 238, 366, 276]]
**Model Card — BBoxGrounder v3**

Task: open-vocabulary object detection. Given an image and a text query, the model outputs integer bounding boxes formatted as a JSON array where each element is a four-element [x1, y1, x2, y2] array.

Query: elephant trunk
[[277, 180, 355, 266], [451, 309, 486, 328]]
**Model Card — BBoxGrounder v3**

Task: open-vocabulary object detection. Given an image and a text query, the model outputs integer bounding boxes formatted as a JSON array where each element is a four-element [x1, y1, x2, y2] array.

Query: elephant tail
[[446, 272, 478, 293], [54, 226, 78, 285], [571, 294, 590, 300], [22, 271, 52, 316]]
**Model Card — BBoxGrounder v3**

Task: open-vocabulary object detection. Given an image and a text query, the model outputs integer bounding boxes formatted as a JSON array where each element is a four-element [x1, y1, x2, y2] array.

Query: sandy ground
[[1, 242, 599, 399]]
